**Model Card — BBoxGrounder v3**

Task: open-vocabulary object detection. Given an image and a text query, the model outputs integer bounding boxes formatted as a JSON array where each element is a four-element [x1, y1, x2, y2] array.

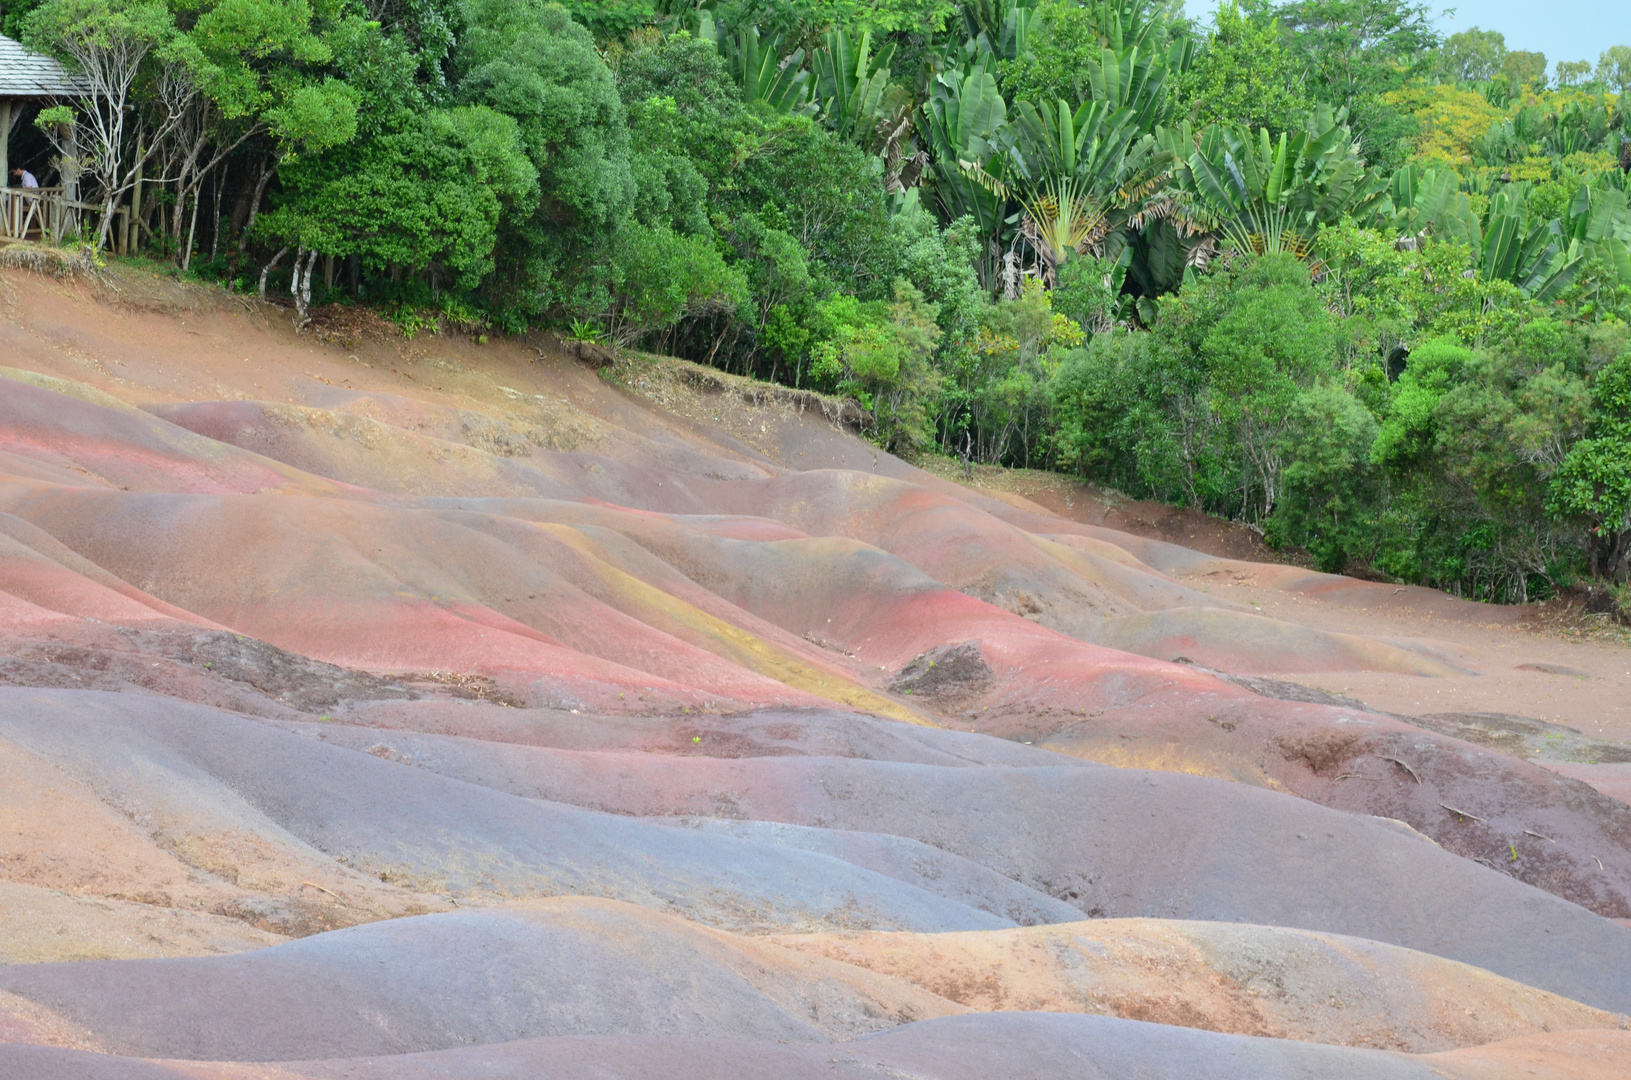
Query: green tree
[[956, 279, 1082, 465], [1199, 253, 1346, 519], [1053, 248, 1131, 332], [257, 105, 536, 294], [1438, 26, 1505, 83], [810, 280, 945, 455], [454, 0, 636, 319], [1171, 2, 1305, 133], [1261, 0, 1439, 173], [1598, 45, 1631, 94], [888, 205, 984, 358], [170, 0, 369, 265], [612, 29, 746, 194], [1551, 349, 1631, 581], [1499, 49, 1546, 92], [558, 0, 657, 41], [1051, 253, 1348, 518], [708, 0, 958, 39], [1362, 326, 1596, 601], [999, 0, 1122, 107], [613, 30, 745, 236], [1554, 59, 1593, 88], [1268, 382, 1379, 569], [1, 0, 46, 38], [362, 0, 465, 89], [22, 0, 180, 248], [729, 115, 894, 298], [602, 223, 750, 347], [722, 211, 815, 356]]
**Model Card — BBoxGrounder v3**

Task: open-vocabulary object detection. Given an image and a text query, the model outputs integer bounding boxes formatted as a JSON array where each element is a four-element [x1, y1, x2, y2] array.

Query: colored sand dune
[[1, 270, 1629, 1078]]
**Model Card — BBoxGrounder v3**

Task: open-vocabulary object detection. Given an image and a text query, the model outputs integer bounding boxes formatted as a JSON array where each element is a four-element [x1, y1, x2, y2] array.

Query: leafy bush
[[602, 224, 749, 346]]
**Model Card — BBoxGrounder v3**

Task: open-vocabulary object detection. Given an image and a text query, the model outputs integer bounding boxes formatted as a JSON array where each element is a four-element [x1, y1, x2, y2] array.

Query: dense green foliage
[[16, 0, 1631, 604]]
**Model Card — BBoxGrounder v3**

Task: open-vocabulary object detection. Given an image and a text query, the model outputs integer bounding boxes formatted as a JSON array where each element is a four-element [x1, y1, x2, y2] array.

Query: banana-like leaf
[[1478, 186, 1584, 297], [812, 30, 898, 144], [1526, 184, 1631, 297], [1006, 99, 1142, 188], [1598, 236, 1631, 287], [923, 68, 1008, 163], [1563, 185, 1630, 245], [921, 69, 1011, 240], [983, 96, 1173, 269], [1003, 5, 1037, 60], [960, 0, 1039, 59], [874, 83, 925, 191], [1164, 105, 1385, 256], [930, 37, 1000, 90], [1165, 34, 1199, 76], [1389, 163, 1420, 209], [1085, 44, 1170, 135], [1387, 165, 1481, 247], [722, 26, 814, 116], [1084, 0, 1160, 54], [1479, 198, 1529, 282]]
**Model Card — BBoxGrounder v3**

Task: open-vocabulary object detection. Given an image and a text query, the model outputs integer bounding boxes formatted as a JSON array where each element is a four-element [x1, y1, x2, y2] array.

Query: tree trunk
[[259, 245, 289, 299], [181, 188, 201, 271], [291, 247, 318, 330], [229, 165, 256, 238], [243, 157, 277, 238], [210, 163, 226, 263]]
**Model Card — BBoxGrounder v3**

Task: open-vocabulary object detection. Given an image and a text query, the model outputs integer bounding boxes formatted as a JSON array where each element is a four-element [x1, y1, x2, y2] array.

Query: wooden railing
[[0, 187, 125, 247], [0, 186, 73, 241]]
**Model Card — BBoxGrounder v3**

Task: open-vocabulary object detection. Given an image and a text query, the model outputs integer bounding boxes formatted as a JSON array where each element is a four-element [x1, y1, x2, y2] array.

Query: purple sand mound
[[0, 898, 962, 1060], [2, 688, 1628, 1014], [0, 1013, 1453, 1080]]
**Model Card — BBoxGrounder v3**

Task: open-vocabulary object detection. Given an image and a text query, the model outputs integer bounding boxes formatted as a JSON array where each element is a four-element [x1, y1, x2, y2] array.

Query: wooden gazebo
[[0, 33, 90, 240]]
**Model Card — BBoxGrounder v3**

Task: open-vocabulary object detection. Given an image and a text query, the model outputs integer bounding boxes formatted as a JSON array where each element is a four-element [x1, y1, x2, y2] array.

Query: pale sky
[[1187, 1, 1630, 74]]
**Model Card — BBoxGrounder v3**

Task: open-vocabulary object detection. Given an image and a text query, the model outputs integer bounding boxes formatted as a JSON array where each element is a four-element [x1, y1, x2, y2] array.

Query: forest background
[[5, 0, 1631, 610]]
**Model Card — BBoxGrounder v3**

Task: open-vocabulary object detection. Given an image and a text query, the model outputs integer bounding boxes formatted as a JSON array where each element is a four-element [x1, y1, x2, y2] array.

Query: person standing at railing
[[10, 168, 37, 188]]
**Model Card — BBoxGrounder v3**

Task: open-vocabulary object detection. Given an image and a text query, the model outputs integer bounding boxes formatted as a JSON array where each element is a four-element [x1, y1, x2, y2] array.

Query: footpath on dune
[[0, 265, 1629, 1079]]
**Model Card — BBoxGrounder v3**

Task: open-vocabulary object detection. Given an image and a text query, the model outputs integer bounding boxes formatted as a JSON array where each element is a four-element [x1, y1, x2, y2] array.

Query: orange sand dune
[[770, 919, 1630, 1052]]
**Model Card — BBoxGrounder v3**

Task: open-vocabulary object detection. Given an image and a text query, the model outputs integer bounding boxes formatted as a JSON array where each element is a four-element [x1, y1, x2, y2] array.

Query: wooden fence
[[0, 186, 125, 247]]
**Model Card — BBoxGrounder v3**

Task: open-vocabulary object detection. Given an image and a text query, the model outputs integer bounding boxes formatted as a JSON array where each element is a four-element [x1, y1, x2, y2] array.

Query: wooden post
[[0, 100, 12, 238], [0, 100, 11, 193]]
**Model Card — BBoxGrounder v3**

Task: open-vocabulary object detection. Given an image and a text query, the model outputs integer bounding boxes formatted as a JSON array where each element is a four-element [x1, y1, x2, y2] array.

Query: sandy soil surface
[[1193, 572, 1631, 742], [923, 460, 1631, 746], [2, 263, 1630, 1078]]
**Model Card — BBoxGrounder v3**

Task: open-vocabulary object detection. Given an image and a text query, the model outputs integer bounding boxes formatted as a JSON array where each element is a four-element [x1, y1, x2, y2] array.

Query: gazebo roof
[[0, 34, 89, 98]]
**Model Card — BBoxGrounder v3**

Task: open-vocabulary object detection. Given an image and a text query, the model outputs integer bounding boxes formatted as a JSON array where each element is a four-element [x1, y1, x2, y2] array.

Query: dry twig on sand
[[300, 881, 345, 903], [1385, 757, 1422, 784]]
